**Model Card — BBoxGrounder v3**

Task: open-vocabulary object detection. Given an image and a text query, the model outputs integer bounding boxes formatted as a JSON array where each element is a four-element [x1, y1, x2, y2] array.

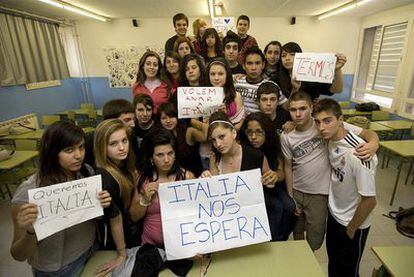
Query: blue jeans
[[32, 247, 93, 277]]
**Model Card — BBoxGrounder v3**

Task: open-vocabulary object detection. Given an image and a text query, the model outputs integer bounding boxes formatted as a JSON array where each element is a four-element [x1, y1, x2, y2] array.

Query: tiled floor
[[1, 155, 413, 276]]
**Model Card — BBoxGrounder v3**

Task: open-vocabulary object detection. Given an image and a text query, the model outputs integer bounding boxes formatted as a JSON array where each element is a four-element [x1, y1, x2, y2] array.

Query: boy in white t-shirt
[[281, 91, 378, 251], [313, 98, 377, 277]]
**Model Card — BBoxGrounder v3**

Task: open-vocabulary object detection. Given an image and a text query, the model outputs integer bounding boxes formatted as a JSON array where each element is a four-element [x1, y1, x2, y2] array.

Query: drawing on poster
[[103, 46, 164, 88]]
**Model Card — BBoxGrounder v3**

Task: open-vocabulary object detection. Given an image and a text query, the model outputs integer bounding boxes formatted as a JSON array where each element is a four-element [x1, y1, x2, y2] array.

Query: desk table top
[[372, 246, 414, 277], [0, 151, 38, 170], [342, 109, 372, 116], [376, 120, 413, 130], [369, 122, 393, 132], [379, 140, 414, 157], [0, 129, 44, 140]]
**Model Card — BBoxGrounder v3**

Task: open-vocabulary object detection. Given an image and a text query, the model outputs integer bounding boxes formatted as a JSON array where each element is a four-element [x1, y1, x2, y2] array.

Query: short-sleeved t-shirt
[[235, 76, 287, 114], [231, 64, 246, 75], [328, 131, 377, 229], [281, 121, 363, 195]]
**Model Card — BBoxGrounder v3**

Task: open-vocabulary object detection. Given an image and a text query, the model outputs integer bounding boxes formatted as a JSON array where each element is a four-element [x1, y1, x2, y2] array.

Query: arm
[[10, 203, 38, 261], [233, 92, 246, 131], [186, 119, 208, 145], [95, 214, 127, 277], [283, 158, 294, 197], [329, 53, 347, 94], [346, 196, 376, 239]]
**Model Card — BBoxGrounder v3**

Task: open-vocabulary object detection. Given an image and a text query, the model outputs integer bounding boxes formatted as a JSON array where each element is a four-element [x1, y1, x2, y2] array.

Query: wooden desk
[[57, 109, 91, 116], [82, 241, 323, 277], [342, 109, 372, 117], [0, 151, 38, 170], [204, 241, 324, 276], [0, 129, 44, 141], [368, 122, 393, 132], [376, 120, 413, 131], [379, 140, 414, 205], [0, 151, 38, 198], [372, 246, 414, 277]]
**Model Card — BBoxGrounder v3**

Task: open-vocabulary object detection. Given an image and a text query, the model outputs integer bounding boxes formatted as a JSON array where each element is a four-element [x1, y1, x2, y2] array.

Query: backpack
[[385, 207, 414, 238], [355, 102, 380, 112]]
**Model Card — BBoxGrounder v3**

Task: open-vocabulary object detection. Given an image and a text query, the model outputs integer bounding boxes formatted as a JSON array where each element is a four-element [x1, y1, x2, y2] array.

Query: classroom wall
[[0, 78, 83, 122]]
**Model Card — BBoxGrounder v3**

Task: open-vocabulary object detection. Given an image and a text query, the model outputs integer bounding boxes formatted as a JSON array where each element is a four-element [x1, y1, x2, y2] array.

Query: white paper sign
[[292, 53, 337, 83], [177, 87, 224, 119], [158, 169, 271, 260], [28, 175, 103, 240], [212, 17, 235, 35]]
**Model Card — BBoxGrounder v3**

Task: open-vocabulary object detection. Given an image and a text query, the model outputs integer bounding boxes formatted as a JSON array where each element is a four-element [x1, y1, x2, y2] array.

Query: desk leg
[[390, 159, 403, 206], [405, 158, 414, 185]]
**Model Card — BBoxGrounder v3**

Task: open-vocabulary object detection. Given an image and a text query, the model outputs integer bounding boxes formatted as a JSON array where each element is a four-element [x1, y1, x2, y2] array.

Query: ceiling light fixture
[[37, 0, 109, 22], [317, 0, 375, 20], [207, 0, 215, 22]]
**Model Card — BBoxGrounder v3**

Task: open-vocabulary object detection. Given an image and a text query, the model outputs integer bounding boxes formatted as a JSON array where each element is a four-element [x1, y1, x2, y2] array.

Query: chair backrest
[[81, 103, 95, 110], [41, 115, 60, 127], [339, 101, 350, 109], [371, 110, 390, 121], [67, 110, 76, 122]]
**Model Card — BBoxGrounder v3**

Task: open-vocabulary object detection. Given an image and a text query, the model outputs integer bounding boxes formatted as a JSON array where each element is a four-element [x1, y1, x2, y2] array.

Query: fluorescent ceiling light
[[37, 0, 109, 22], [207, 0, 215, 22], [317, 0, 375, 20]]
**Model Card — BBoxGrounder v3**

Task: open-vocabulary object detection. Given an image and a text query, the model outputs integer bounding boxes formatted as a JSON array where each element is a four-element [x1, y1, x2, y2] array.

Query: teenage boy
[[257, 81, 291, 133], [165, 13, 189, 53], [236, 15, 258, 64], [235, 47, 287, 114], [313, 99, 376, 277], [84, 99, 136, 168], [281, 91, 378, 251], [223, 30, 245, 76]]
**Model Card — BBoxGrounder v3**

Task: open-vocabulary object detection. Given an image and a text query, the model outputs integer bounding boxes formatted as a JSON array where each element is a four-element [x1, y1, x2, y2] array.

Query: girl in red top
[[131, 50, 173, 113]]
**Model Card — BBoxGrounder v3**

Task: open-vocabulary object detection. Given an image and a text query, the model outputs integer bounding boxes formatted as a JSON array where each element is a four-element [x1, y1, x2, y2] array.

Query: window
[[354, 22, 408, 109]]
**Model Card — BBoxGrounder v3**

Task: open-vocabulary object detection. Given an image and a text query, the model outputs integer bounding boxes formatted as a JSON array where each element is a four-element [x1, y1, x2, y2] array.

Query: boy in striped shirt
[[313, 99, 377, 277]]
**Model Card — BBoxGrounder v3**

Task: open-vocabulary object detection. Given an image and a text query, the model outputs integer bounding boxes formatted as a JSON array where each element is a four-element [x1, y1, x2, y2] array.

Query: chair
[[371, 110, 390, 121], [80, 103, 95, 110], [339, 101, 350, 109], [67, 110, 77, 123], [41, 115, 60, 128], [78, 109, 97, 127]]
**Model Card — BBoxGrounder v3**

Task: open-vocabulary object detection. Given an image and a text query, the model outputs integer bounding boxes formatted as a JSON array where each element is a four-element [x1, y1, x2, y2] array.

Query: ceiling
[[0, 0, 413, 20]]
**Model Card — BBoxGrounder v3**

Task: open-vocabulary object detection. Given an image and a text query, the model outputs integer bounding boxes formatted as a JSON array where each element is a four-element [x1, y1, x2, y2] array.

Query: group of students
[[10, 12, 379, 277]]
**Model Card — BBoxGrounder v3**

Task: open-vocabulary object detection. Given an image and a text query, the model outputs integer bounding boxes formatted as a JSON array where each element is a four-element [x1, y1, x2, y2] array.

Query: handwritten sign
[[212, 17, 235, 35], [158, 169, 271, 260], [28, 175, 103, 240], [177, 87, 224, 118], [292, 53, 337, 83]]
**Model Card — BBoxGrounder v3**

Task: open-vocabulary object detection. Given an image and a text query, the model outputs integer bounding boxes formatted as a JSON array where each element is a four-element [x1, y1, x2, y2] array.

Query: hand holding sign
[[292, 53, 337, 84], [28, 175, 104, 240], [16, 203, 38, 235], [158, 169, 271, 260]]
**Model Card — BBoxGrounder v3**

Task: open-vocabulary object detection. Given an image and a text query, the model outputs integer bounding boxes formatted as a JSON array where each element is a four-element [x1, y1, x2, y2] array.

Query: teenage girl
[[263, 41, 282, 80], [200, 28, 222, 64], [132, 50, 173, 113], [11, 121, 111, 276], [173, 37, 194, 58], [163, 51, 182, 90], [206, 57, 245, 130]]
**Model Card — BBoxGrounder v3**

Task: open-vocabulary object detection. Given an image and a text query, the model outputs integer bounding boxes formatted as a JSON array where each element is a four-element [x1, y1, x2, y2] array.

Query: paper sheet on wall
[[292, 52, 337, 84], [28, 175, 103, 240], [158, 169, 271, 260]]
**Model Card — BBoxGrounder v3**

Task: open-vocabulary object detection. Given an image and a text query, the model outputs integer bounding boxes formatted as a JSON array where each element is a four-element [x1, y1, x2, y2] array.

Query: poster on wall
[[103, 46, 164, 88], [212, 17, 235, 36]]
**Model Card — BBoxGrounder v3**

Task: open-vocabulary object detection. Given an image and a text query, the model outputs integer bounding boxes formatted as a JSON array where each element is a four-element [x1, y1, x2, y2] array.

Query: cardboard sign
[[177, 87, 224, 118], [158, 169, 271, 260], [212, 17, 235, 35], [28, 175, 103, 240], [292, 53, 337, 83]]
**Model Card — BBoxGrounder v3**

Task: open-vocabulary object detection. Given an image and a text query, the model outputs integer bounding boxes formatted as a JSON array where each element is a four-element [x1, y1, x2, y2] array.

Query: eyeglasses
[[245, 129, 265, 137]]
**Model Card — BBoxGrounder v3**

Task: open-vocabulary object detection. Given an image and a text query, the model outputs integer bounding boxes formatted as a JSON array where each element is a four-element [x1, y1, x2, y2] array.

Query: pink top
[[226, 100, 245, 124], [141, 180, 163, 246], [131, 81, 174, 113]]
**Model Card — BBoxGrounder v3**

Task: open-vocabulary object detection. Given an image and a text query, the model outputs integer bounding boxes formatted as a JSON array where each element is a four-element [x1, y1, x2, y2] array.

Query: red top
[[131, 81, 174, 113]]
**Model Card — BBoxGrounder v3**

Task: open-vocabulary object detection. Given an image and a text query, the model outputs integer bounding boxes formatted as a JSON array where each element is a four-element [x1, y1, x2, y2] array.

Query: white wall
[[75, 16, 361, 77]]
